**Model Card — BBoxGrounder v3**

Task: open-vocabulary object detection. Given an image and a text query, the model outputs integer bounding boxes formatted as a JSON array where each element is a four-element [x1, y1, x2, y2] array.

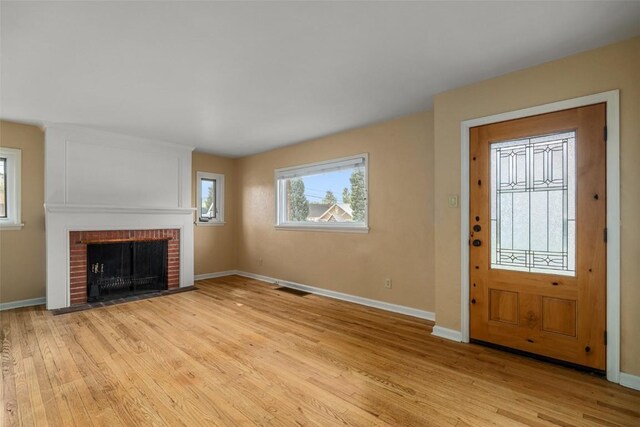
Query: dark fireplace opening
[[87, 240, 168, 302]]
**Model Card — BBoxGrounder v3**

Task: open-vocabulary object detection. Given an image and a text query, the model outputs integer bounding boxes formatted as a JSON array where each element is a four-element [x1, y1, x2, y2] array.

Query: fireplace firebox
[[87, 240, 168, 302]]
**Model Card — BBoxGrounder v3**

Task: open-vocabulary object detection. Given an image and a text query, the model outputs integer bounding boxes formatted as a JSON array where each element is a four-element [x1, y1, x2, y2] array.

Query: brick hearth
[[68, 229, 180, 305]]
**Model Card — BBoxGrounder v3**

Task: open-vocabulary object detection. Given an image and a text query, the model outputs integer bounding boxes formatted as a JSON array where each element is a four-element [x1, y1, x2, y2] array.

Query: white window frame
[[274, 153, 369, 233], [195, 171, 224, 226], [0, 147, 23, 230]]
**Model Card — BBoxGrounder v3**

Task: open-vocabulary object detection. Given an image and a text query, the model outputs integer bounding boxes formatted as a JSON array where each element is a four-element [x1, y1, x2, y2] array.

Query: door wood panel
[[542, 297, 577, 337], [469, 104, 606, 370], [489, 289, 518, 324]]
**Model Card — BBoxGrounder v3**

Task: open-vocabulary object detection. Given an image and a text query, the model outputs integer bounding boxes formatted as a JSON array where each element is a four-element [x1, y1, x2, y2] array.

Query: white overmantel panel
[[44, 124, 195, 309], [45, 125, 192, 208]]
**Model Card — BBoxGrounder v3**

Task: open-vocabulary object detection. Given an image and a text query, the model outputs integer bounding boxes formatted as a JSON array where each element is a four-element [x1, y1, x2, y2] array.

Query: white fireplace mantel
[[44, 124, 195, 309]]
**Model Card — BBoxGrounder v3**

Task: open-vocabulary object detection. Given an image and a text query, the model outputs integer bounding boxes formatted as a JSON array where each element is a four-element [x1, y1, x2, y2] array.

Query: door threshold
[[470, 339, 606, 376]]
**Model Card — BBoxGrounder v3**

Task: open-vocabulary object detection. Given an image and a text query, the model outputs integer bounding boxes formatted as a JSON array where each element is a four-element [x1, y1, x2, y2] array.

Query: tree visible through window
[[287, 178, 309, 221]]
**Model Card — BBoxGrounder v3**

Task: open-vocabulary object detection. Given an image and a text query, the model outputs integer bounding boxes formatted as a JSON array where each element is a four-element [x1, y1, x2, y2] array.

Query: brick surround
[[68, 229, 180, 305]]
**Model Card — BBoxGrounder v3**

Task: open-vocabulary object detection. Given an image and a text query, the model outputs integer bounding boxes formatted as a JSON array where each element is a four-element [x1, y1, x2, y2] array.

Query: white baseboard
[[619, 372, 640, 391], [431, 325, 463, 342], [235, 271, 435, 321], [0, 297, 46, 311], [194, 271, 238, 281]]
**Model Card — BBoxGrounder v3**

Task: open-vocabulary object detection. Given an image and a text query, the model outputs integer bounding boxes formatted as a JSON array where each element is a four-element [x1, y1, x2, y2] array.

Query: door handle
[[472, 239, 482, 247]]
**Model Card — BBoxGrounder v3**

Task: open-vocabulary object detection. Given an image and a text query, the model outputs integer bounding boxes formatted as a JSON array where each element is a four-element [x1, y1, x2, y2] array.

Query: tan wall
[[237, 111, 435, 311], [192, 152, 238, 275], [433, 37, 640, 375], [0, 121, 45, 303]]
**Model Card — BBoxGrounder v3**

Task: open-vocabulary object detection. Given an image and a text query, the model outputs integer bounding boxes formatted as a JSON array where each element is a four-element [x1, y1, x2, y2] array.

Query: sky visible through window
[[301, 169, 352, 203]]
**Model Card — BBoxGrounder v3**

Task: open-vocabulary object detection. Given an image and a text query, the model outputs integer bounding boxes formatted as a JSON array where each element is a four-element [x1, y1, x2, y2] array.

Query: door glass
[[490, 131, 576, 276]]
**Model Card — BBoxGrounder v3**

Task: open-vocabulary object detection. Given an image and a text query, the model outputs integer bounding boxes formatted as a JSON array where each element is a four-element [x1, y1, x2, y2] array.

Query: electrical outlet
[[385, 278, 392, 289]]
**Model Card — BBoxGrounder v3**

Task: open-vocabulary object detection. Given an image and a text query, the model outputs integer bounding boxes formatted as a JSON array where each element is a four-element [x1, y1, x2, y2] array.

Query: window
[[0, 147, 22, 229], [275, 154, 368, 232], [0, 157, 6, 218], [196, 171, 224, 225]]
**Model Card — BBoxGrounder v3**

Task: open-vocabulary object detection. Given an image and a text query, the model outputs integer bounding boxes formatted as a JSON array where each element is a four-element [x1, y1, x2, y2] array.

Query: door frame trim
[[460, 90, 620, 383]]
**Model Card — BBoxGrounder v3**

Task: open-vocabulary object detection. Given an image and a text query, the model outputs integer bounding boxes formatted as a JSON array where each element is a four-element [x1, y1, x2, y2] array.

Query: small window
[[0, 157, 6, 218], [196, 171, 224, 225], [275, 154, 368, 232], [0, 147, 22, 229]]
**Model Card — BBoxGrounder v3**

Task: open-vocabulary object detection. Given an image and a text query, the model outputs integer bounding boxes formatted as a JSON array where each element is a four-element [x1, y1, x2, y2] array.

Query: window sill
[[0, 222, 25, 230], [275, 224, 369, 234], [195, 221, 226, 227]]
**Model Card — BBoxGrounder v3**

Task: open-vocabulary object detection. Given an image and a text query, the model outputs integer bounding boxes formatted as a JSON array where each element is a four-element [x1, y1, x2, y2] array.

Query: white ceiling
[[2, 2, 639, 157]]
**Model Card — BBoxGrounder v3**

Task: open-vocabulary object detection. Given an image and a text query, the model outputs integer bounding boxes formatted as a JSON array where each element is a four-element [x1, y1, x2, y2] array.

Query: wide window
[[0, 147, 22, 229], [275, 154, 368, 232], [196, 171, 224, 225]]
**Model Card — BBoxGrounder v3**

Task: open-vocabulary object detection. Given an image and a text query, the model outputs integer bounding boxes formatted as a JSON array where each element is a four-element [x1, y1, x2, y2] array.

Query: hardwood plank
[[9, 310, 37, 426], [1, 276, 638, 426], [0, 310, 19, 426]]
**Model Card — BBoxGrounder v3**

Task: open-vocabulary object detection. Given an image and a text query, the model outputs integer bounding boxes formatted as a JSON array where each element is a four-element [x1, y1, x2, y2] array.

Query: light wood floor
[[2, 276, 639, 426]]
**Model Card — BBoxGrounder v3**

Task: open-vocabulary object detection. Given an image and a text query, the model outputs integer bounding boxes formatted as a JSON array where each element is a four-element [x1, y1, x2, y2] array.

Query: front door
[[469, 104, 606, 370]]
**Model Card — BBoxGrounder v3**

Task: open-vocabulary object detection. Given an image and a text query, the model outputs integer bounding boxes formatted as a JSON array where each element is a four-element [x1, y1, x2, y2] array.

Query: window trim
[[0, 147, 23, 230], [274, 153, 369, 233], [195, 171, 225, 226]]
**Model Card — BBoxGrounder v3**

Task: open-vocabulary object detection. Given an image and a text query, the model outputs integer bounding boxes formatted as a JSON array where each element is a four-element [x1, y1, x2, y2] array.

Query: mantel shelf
[[45, 204, 196, 215]]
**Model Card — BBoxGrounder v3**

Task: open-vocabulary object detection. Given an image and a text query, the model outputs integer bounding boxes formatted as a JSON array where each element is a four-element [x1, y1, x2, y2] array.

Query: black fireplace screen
[[87, 240, 168, 302]]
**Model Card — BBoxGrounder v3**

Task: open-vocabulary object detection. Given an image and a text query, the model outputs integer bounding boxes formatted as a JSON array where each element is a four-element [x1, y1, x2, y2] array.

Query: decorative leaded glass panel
[[490, 131, 576, 276]]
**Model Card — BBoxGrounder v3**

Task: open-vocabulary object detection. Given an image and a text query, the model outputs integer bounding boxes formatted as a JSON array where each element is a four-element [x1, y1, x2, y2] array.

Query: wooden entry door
[[469, 104, 606, 370]]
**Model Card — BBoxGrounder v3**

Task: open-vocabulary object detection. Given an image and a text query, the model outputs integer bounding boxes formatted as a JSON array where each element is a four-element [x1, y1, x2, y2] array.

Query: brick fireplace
[[68, 229, 180, 305]]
